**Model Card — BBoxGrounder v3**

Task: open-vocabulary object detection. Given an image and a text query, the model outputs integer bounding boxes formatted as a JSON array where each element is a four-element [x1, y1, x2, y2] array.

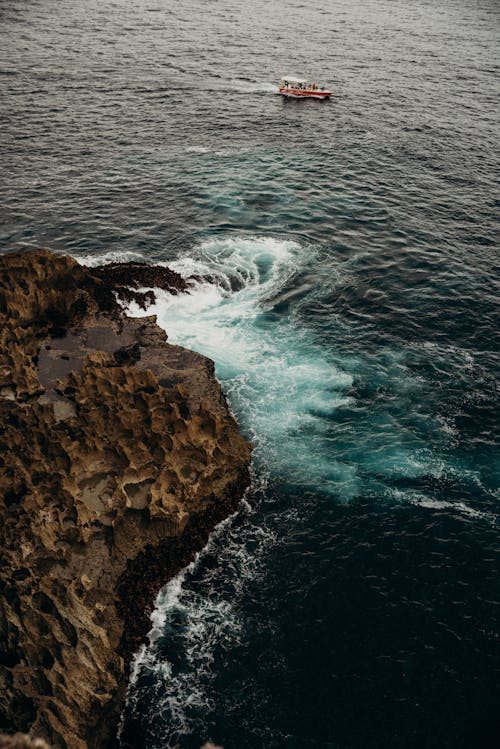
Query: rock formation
[[0, 250, 252, 749], [0, 734, 50, 749]]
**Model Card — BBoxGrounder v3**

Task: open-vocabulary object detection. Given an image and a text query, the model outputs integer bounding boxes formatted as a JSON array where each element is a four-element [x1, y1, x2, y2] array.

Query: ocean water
[[1, 1, 499, 747]]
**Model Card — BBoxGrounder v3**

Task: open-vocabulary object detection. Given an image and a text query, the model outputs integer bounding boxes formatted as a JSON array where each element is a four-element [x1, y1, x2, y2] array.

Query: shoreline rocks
[[0, 250, 252, 749], [90, 261, 191, 309]]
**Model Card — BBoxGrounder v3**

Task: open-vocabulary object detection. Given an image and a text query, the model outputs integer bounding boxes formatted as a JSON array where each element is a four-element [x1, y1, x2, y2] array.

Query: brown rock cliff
[[0, 250, 251, 749]]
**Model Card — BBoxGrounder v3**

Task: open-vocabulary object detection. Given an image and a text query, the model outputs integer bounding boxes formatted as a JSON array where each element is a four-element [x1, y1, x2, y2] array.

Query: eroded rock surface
[[0, 250, 251, 749]]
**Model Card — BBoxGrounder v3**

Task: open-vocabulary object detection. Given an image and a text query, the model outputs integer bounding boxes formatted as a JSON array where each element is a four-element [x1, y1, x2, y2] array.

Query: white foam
[[419, 340, 475, 368], [75, 249, 148, 267], [185, 145, 211, 153], [392, 490, 496, 525], [228, 79, 280, 94], [123, 493, 277, 744], [126, 236, 353, 492], [119, 236, 360, 741], [119, 234, 495, 743]]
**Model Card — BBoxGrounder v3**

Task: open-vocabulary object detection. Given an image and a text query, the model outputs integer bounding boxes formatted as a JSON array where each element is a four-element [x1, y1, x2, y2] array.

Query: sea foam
[[126, 236, 355, 494]]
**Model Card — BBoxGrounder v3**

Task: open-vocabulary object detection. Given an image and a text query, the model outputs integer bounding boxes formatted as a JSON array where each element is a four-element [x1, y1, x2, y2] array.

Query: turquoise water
[[120, 235, 497, 510], [127, 237, 359, 496], [2, 0, 499, 747]]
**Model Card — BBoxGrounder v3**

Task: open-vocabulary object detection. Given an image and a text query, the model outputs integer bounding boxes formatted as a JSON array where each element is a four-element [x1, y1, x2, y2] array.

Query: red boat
[[279, 77, 332, 99]]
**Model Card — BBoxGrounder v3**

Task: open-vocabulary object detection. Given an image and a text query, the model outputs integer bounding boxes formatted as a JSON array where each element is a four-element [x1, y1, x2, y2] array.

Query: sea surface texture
[[1, 1, 499, 747]]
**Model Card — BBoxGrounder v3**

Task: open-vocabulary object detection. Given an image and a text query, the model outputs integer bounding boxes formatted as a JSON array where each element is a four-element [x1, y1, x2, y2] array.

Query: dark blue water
[[1, 1, 499, 747]]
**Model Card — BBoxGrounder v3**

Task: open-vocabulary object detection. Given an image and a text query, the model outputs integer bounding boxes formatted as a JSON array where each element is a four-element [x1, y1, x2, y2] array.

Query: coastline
[[0, 249, 252, 748]]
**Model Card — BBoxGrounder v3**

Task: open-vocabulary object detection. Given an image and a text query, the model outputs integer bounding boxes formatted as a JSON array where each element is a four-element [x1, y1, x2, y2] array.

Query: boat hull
[[279, 87, 332, 99]]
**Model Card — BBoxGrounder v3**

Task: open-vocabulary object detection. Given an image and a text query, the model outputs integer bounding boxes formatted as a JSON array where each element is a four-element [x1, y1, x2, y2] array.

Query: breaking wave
[[126, 236, 355, 494], [117, 234, 497, 746]]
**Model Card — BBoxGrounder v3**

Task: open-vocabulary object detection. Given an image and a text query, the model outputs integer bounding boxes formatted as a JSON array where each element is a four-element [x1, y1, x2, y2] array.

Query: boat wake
[[228, 78, 280, 94]]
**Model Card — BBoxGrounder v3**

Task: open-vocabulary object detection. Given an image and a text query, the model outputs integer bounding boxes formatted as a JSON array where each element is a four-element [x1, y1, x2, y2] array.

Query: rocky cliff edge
[[0, 249, 251, 749]]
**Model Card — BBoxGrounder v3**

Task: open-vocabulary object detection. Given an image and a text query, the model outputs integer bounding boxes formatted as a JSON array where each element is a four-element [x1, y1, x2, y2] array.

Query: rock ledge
[[0, 250, 252, 749]]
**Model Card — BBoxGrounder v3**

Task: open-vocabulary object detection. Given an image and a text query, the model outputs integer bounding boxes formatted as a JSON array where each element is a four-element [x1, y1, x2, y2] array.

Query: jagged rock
[[90, 261, 191, 309], [0, 250, 252, 749]]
